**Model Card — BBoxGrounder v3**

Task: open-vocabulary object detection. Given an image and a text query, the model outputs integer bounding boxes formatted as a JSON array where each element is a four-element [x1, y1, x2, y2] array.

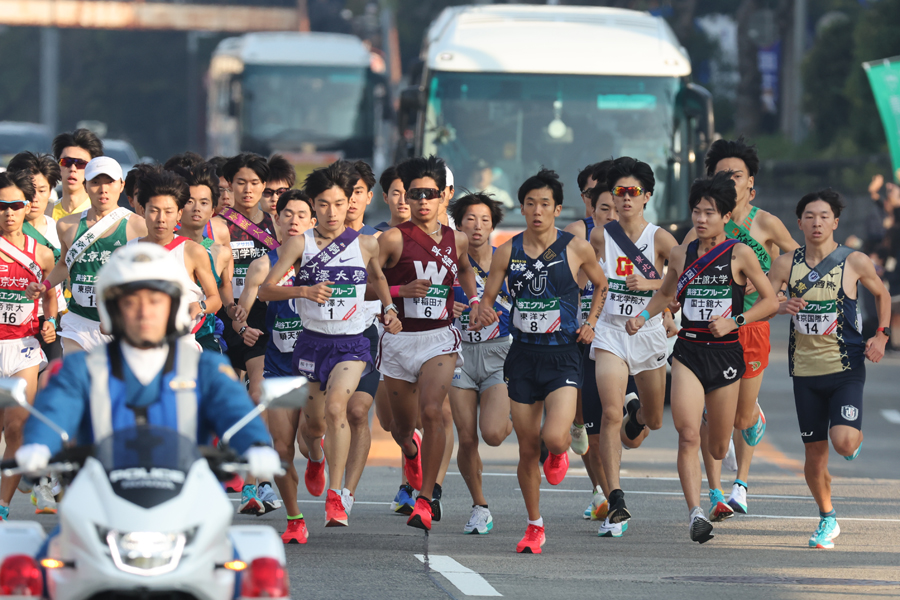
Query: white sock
[[342, 488, 352, 497], [528, 517, 543, 527], [310, 454, 324, 463]]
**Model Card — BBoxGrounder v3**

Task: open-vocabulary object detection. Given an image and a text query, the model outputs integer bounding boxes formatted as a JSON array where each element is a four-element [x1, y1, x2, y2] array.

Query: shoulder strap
[[22, 222, 61, 262], [65, 207, 132, 270], [604, 221, 660, 280], [165, 236, 190, 251], [791, 245, 854, 298], [86, 345, 114, 442], [725, 215, 769, 269], [0, 236, 44, 281], [219, 208, 279, 250], [675, 239, 739, 301], [170, 337, 200, 442]]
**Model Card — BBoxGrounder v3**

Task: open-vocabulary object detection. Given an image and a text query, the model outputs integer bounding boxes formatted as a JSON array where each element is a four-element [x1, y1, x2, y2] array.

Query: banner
[[864, 57, 900, 181]]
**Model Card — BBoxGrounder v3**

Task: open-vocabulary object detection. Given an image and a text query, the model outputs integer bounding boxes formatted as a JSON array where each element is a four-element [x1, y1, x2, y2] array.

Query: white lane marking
[[743, 514, 900, 523], [414, 554, 502, 597], [524, 488, 831, 500], [882, 409, 900, 424], [449, 471, 679, 481]]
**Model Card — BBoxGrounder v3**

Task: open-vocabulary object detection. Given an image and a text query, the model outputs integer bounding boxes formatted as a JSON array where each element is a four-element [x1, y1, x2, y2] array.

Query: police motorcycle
[[0, 376, 307, 600]]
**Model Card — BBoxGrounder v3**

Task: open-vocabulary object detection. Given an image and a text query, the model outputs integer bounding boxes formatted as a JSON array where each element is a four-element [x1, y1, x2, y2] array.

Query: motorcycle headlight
[[106, 530, 186, 576]]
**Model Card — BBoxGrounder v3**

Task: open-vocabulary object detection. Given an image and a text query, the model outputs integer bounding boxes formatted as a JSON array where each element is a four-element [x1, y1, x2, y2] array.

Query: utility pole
[[40, 27, 59, 134], [781, 0, 807, 144]]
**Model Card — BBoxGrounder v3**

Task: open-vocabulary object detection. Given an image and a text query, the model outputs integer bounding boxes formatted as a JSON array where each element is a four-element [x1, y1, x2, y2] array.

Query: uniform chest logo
[[414, 260, 447, 284], [616, 257, 634, 276], [808, 271, 820, 283]]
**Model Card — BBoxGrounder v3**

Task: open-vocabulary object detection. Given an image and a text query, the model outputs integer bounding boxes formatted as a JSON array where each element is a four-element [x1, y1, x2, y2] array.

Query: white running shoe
[[463, 505, 493, 534], [341, 488, 355, 515], [598, 517, 628, 538], [257, 482, 283, 514], [723, 437, 738, 472], [570, 423, 588, 455], [689, 507, 714, 543], [32, 477, 58, 514], [728, 481, 748, 514]]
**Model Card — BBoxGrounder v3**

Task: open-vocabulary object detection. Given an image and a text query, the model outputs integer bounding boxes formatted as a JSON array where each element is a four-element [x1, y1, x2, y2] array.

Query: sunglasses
[[59, 157, 90, 169], [405, 188, 442, 201], [262, 187, 290, 199], [580, 188, 593, 197], [0, 200, 29, 211], [612, 186, 646, 198]]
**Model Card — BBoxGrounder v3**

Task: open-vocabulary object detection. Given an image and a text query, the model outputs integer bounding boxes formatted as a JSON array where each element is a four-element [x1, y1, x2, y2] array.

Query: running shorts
[[0, 337, 47, 377], [505, 341, 582, 405], [58, 310, 111, 353], [590, 318, 668, 376], [354, 324, 381, 397], [581, 345, 640, 435], [221, 309, 268, 372], [793, 366, 865, 443], [293, 329, 372, 391], [672, 338, 745, 394], [377, 325, 462, 383], [739, 320, 770, 379], [453, 338, 510, 393]]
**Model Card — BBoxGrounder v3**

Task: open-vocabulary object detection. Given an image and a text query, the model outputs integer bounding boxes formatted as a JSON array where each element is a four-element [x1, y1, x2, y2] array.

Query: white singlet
[[297, 230, 368, 335]]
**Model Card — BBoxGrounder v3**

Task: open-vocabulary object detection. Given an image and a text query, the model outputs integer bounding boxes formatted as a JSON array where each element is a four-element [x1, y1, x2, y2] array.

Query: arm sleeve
[[23, 354, 91, 456], [196, 353, 272, 454]]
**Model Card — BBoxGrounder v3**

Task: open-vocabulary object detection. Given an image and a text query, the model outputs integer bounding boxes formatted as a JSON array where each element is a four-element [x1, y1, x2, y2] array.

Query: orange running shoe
[[403, 430, 423, 491], [543, 451, 569, 485], [407, 496, 432, 531], [281, 518, 309, 544], [224, 474, 245, 494], [325, 489, 348, 527], [305, 458, 326, 497], [516, 524, 546, 554]]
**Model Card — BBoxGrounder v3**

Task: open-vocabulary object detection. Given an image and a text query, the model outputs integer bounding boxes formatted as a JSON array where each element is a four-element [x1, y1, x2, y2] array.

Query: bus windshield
[[423, 71, 685, 227]]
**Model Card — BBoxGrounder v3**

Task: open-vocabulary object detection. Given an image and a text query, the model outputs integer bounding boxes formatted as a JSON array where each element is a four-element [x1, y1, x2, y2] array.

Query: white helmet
[[96, 243, 194, 340]]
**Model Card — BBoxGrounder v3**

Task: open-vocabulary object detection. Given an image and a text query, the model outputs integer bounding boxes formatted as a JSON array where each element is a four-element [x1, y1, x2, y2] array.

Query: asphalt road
[[4, 315, 900, 599]]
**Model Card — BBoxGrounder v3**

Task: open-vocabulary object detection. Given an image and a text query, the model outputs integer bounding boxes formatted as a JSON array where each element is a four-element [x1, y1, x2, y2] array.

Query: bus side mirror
[[680, 83, 715, 151]]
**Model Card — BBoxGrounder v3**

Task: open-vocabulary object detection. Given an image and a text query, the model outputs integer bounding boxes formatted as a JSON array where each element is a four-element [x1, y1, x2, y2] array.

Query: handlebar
[[1, 461, 80, 478]]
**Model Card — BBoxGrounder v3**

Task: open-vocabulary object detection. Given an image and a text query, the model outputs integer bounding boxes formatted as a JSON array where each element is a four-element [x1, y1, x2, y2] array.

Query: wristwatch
[[199, 300, 207, 313], [733, 314, 747, 327], [877, 326, 891, 339], [383, 303, 398, 315]]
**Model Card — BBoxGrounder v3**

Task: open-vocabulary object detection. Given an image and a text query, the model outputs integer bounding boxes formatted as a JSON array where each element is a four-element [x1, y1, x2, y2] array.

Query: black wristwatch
[[877, 326, 891, 339], [733, 314, 747, 327], [199, 300, 207, 313]]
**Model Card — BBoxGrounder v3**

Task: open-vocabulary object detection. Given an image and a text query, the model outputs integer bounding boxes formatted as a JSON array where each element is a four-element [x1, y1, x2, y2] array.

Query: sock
[[309, 454, 324, 463], [820, 509, 836, 519], [258, 481, 271, 488], [474, 504, 488, 509], [342, 488, 353, 497], [329, 488, 340, 494], [528, 517, 543, 528], [433, 483, 443, 500], [734, 479, 748, 490], [689, 506, 702, 518], [573, 423, 585, 430], [287, 513, 304, 520]]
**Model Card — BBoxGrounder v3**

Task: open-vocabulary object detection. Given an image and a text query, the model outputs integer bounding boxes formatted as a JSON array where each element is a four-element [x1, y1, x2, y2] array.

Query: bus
[[397, 4, 714, 239]]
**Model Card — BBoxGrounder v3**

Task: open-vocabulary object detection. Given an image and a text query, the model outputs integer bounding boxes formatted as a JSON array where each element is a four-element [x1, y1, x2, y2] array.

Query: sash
[[790, 245, 854, 299], [675, 239, 739, 302], [219, 208, 279, 250], [0, 236, 43, 282], [65, 207, 131, 269], [509, 230, 573, 299], [296, 228, 361, 284], [604, 221, 660, 280], [22, 222, 61, 262], [404, 223, 459, 277], [725, 216, 769, 271], [165, 235, 190, 251], [470, 253, 511, 311]]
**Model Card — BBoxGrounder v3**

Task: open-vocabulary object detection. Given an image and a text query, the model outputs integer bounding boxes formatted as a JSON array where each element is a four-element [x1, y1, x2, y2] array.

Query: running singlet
[[678, 239, 745, 344], [23, 218, 66, 316], [0, 236, 40, 339], [453, 251, 511, 343], [600, 223, 659, 327], [225, 212, 275, 328], [296, 229, 367, 335], [383, 221, 457, 333], [507, 230, 580, 346], [725, 206, 771, 312], [579, 217, 596, 323], [68, 214, 129, 322], [265, 250, 302, 369], [788, 245, 863, 377]]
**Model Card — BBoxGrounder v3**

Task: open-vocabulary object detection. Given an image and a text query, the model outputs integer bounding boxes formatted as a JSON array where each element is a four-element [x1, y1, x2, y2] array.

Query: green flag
[[864, 57, 900, 182]]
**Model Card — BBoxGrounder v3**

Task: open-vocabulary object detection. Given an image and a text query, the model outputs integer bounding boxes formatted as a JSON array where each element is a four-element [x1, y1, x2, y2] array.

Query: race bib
[[682, 286, 732, 322], [456, 309, 500, 343], [403, 284, 450, 320], [580, 282, 593, 324], [71, 280, 98, 308], [232, 264, 248, 300], [792, 300, 838, 336], [306, 284, 362, 321], [606, 278, 652, 317], [272, 316, 303, 352], [0, 292, 33, 326], [513, 298, 561, 334]]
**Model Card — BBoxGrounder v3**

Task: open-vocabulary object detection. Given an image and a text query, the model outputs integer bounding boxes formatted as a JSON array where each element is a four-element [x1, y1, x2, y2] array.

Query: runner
[[27, 157, 147, 354], [587, 157, 678, 536], [625, 172, 777, 543], [575, 162, 605, 220], [263, 161, 399, 528], [475, 168, 608, 554], [208, 156, 235, 212], [124, 164, 157, 216], [373, 166, 409, 234], [687, 137, 799, 520], [261, 154, 296, 219], [768, 188, 889, 549], [50, 128, 103, 220], [448, 193, 513, 535], [377, 155, 480, 531], [0, 170, 58, 521]]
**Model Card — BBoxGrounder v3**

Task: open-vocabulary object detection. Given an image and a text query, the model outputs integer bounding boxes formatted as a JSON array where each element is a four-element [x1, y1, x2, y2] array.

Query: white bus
[[398, 4, 714, 238]]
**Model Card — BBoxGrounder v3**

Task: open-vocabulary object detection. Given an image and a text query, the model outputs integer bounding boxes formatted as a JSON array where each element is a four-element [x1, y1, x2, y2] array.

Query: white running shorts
[[0, 337, 47, 377], [377, 325, 463, 383], [59, 311, 112, 353], [590, 318, 668, 376]]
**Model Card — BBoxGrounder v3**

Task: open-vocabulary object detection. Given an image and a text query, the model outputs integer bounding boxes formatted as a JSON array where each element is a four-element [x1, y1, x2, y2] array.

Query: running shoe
[[281, 518, 309, 544], [844, 442, 862, 461], [341, 489, 355, 516], [0, 505, 8, 521], [31, 478, 58, 514], [390, 484, 416, 515], [17, 478, 33, 494], [598, 518, 628, 538], [606, 489, 631, 524], [728, 481, 748, 514], [689, 507, 714, 543], [723, 437, 738, 472], [569, 423, 588, 455], [741, 406, 767, 447], [622, 395, 645, 441], [407, 497, 433, 531], [224, 473, 245, 493], [257, 482, 282, 514], [325, 489, 348, 527], [238, 484, 264, 515], [808, 516, 840, 549], [709, 488, 734, 522], [403, 430, 423, 491], [516, 524, 546, 554], [464, 506, 493, 534], [586, 486, 608, 521], [304, 457, 326, 497], [583, 501, 593, 520], [543, 451, 569, 486], [431, 483, 443, 522]]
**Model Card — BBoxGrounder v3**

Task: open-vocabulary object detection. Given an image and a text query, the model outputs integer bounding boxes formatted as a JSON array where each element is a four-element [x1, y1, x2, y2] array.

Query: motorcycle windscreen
[[94, 426, 202, 509]]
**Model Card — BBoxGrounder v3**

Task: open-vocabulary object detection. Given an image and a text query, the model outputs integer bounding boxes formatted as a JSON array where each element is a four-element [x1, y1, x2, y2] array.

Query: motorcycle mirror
[[0, 378, 28, 409], [259, 377, 310, 411]]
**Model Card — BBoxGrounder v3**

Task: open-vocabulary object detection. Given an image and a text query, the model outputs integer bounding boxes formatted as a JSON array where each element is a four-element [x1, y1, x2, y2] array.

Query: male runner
[[626, 172, 777, 543], [575, 162, 605, 221], [263, 161, 399, 528], [377, 155, 480, 531], [768, 189, 889, 549], [448, 193, 513, 535], [687, 137, 799, 519], [475, 168, 608, 554], [209, 156, 235, 212], [0, 171, 58, 521], [50, 129, 103, 220], [28, 157, 147, 354], [261, 154, 296, 219], [373, 166, 409, 233]]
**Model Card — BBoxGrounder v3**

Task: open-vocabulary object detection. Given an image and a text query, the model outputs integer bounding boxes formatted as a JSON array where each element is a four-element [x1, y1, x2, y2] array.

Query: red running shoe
[[325, 489, 349, 527], [403, 430, 423, 491], [516, 524, 546, 554], [224, 474, 244, 494], [407, 496, 433, 530], [281, 518, 309, 544], [543, 451, 569, 485], [305, 458, 326, 497]]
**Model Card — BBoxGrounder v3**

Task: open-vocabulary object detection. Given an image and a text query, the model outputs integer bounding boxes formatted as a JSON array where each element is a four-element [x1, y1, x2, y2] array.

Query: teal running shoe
[[0, 504, 8, 521], [741, 406, 767, 447], [709, 488, 734, 522], [844, 443, 862, 461], [238, 484, 263, 515], [809, 516, 840, 549]]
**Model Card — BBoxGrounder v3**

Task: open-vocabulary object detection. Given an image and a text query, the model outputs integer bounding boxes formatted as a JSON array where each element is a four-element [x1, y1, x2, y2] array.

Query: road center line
[[414, 554, 502, 597], [881, 409, 900, 424]]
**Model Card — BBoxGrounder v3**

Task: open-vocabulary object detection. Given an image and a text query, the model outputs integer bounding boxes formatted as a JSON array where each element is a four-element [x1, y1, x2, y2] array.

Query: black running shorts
[[672, 338, 745, 394], [505, 342, 582, 405], [793, 366, 865, 443], [581, 344, 638, 435]]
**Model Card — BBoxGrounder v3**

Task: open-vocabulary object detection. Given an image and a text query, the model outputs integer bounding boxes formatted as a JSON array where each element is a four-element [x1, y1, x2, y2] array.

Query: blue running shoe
[[741, 406, 766, 447], [844, 443, 862, 461], [257, 482, 282, 514], [238, 484, 264, 515], [809, 516, 840, 549], [390, 484, 415, 515], [709, 488, 734, 522], [0, 505, 8, 521]]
